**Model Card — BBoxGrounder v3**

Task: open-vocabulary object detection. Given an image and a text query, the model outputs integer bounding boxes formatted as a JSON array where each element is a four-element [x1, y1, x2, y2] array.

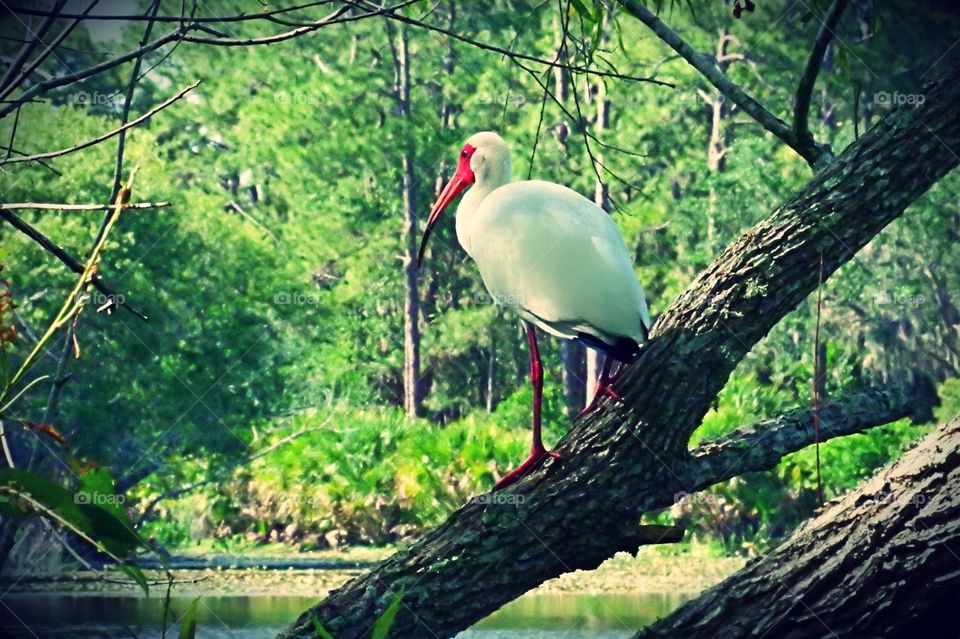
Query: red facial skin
[[417, 144, 476, 267]]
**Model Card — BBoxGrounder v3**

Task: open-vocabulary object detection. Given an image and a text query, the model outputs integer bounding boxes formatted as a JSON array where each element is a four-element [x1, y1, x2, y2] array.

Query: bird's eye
[[460, 150, 467, 158]]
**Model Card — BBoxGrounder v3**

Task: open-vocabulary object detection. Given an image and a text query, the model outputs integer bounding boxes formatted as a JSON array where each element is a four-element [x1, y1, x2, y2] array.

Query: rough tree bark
[[635, 414, 960, 639], [278, 61, 960, 639]]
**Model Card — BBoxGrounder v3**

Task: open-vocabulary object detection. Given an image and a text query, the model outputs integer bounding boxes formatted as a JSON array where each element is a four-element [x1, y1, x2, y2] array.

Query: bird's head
[[418, 131, 510, 267]]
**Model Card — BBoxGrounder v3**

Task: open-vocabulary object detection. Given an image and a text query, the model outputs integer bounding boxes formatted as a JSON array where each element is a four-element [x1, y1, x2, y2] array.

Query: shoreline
[[1, 549, 745, 599]]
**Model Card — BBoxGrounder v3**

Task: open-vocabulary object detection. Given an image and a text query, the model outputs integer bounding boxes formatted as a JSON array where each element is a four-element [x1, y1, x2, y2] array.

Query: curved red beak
[[418, 146, 475, 267]]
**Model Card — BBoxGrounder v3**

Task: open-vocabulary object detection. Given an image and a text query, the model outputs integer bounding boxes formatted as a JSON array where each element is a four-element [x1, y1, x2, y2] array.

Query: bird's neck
[[455, 151, 511, 256]]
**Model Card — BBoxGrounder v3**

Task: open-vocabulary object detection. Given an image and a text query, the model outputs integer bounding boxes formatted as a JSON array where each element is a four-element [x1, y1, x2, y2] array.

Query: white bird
[[418, 131, 651, 490]]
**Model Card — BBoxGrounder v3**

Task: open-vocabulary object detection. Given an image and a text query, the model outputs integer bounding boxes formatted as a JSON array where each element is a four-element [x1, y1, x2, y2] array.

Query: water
[[0, 591, 692, 638]]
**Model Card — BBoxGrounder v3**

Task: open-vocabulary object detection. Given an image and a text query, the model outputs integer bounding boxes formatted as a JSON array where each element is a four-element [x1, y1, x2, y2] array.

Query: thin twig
[[0, 201, 169, 211], [0, 421, 14, 467], [0, 1, 100, 106], [0, 206, 148, 321], [226, 200, 279, 242], [0, 81, 200, 166], [177, 2, 354, 46], [348, 0, 673, 87], [0, 0, 67, 92], [0, 27, 185, 118], [3, 168, 140, 393], [0, 2, 412, 119], [4, 104, 21, 160], [108, 0, 161, 206], [7, 1, 337, 23]]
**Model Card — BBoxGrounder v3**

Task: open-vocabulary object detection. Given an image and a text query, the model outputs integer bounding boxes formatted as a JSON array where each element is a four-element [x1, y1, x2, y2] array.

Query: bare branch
[[0, 0, 99, 106], [177, 2, 353, 46], [685, 382, 935, 491], [793, 0, 850, 159], [0, 207, 147, 321], [0, 0, 68, 92], [0, 81, 200, 166], [0, 202, 170, 211], [617, 0, 830, 168], [108, 0, 162, 205], [6, 1, 338, 24], [0, 1, 425, 119]]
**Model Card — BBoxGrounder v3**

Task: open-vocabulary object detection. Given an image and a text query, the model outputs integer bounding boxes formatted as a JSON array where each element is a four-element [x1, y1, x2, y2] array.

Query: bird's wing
[[469, 180, 650, 344]]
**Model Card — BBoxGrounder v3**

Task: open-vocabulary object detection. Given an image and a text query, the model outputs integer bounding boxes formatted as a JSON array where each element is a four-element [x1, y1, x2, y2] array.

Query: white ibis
[[419, 131, 651, 490]]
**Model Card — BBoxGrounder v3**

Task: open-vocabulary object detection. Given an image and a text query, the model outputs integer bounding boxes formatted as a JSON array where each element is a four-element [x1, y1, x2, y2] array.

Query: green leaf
[[569, 0, 594, 22], [119, 563, 150, 596], [371, 589, 404, 639], [77, 467, 126, 523], [311, 616, 335, 639], [0, 469, 147, 562], [177, 597, 201, 639]]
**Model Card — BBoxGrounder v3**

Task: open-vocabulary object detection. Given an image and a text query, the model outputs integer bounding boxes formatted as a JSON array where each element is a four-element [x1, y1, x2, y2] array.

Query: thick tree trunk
[[635, 414, 960, 639], [280, 61, 960, 639]]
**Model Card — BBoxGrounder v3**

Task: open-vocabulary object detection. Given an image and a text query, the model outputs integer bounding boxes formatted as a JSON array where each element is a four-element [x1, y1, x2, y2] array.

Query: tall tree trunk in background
[[703, 31, 738, 255], [388, 23, 422, 418], [634, 414, 960, 639], [552, 18, 586, 418], [585, 6, 613, 405]]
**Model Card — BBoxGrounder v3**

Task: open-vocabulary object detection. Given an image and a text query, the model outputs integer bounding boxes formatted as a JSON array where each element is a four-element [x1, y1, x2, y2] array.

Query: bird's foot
[[576, 383, 622, 420], [492, 447, 562, 491]]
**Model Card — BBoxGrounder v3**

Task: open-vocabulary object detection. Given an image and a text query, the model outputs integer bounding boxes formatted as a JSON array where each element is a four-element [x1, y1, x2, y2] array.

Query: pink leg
[[576, 355, 624, 420], [493, 324, 561, 491]]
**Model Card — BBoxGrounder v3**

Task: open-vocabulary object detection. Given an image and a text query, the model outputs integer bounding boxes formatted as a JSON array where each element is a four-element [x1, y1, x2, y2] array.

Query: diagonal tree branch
[[617, 0, 831, 168], [793, 0, 850, 164], [280, 58, 960, 639], [0, 207, 147, 321], [0, 28, 184, 119], [685, 382, 936, 490]]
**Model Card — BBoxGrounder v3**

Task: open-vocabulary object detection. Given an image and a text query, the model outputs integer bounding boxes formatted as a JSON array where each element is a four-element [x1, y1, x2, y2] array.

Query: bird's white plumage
[[454, 133, 650, 347]]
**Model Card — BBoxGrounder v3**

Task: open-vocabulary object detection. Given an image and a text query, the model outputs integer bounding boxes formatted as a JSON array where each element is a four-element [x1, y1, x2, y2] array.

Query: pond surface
[[0, 591, 693, 638]]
